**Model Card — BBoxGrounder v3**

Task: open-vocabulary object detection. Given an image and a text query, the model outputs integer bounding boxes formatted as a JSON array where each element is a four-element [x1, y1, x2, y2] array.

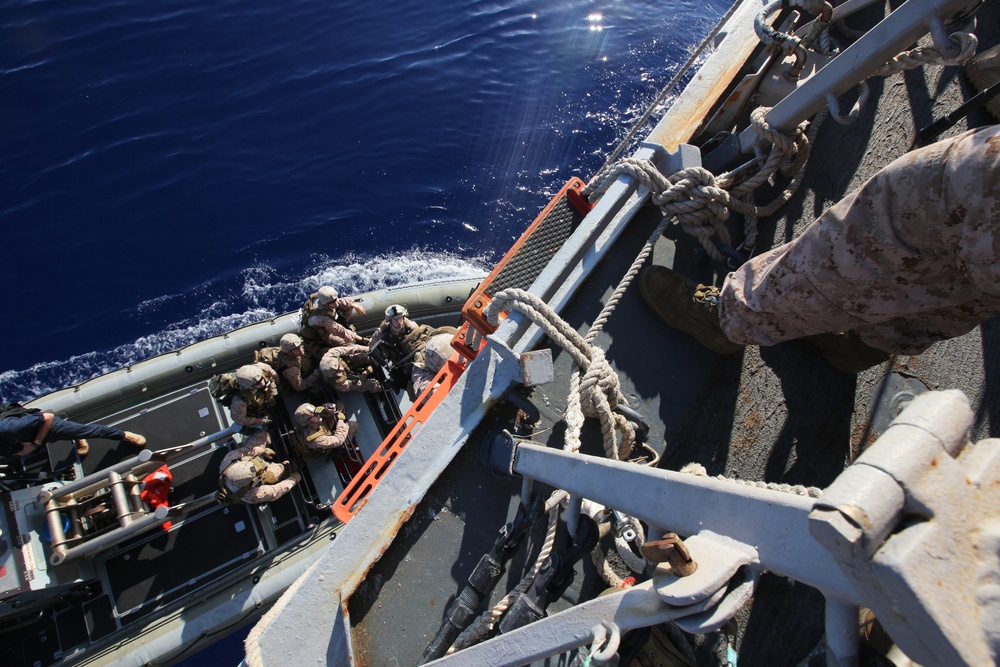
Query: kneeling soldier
[[293, 401, 359, 453], [218, 431, 300, 504], [319, 347, 382, 393]]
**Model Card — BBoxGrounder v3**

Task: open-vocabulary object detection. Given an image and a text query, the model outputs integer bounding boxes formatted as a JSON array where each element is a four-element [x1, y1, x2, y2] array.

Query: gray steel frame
[[426, 391, 998, 667]]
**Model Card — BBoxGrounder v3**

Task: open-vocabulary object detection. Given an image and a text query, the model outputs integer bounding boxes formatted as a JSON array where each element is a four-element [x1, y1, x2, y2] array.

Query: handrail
[[39, 423, 241, 503], [42, 423, 241, 565]]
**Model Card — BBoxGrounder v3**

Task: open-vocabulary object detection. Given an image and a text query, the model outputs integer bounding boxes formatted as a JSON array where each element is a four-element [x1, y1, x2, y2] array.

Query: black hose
[[918, 78, 1000, 143]]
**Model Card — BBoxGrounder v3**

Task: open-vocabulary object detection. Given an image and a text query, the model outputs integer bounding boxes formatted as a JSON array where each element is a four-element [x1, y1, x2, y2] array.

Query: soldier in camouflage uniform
[[229, 363, 280, 427], [641, 125, 1000, 372], [302, 286, 367, 348], [368, 304, 419, 358], [218, 431, 299, 504], [319, 345, 382, 393], [270, 334, 323, 393], [293, 401, 358, 453], [410, 330, 457, 396]]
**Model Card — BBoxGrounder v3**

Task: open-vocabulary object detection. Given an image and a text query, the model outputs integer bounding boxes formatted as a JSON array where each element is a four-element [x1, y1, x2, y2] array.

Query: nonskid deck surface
[[1, 371, 407, 666]]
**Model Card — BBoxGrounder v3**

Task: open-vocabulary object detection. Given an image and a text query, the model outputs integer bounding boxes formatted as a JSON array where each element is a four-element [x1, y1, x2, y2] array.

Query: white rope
[[871, 31, 977, 78], [680, 462, 823, 498], [484, 289, 635, 461], [583, 106, 812, 264]]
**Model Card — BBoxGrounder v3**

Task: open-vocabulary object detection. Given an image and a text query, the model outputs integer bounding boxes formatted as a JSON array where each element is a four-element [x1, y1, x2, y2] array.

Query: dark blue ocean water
[[1, 0, 726, 663]]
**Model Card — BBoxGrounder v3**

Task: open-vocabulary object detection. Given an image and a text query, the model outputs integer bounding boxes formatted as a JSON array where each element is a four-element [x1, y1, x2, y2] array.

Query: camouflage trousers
[[720, 124, 1000, 355]]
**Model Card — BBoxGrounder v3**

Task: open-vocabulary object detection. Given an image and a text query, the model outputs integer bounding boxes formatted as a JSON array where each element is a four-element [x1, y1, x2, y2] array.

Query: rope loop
[[584, 103, 814, 264], [750, 106, 801, 158], [484, 288, 635, 461], [871, 31, 977, 78]]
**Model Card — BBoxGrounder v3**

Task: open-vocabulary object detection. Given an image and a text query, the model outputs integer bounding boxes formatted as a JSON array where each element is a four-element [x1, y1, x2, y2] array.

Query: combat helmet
[[236, 364, 265, 389], [280, 333, 303, 353], [316, 286, 339, 305], [422, 333, 454, 373], [223, 459, 260, 493], [294, 402, 319, 427], [385, 304, 408, 319]]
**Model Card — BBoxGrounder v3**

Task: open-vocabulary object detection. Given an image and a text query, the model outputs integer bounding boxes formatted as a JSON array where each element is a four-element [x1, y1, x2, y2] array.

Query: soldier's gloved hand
[[290, 472, 302, 483], [337, 412, 347, 422], [263, 448, 276, 458]]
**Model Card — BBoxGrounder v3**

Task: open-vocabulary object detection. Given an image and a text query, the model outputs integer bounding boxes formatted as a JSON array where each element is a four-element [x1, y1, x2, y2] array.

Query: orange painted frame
[[461, 177, 591, 337], [331, 324, 487, 523]]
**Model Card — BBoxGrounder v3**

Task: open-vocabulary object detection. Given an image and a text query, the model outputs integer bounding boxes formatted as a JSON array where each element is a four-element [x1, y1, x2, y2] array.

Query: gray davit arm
[[430, 390, 1000, 667]]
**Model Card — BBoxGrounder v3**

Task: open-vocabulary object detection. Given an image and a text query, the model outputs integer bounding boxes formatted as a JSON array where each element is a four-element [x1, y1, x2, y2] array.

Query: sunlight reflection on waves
[[0, 249, 488, 402]]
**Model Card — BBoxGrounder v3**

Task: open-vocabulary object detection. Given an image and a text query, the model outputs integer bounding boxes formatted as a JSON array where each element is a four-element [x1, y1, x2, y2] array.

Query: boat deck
[[0, 339, 427, 666]]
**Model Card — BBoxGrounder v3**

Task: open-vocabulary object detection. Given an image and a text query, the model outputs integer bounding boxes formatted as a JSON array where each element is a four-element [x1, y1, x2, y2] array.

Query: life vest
[[209, 373, 241, 407], [294, 411, 345, 453], [303, 412, 340, 443], [236, 383, 278, 417], [300, 293, 352, 341], [216, 455, 278, 504], [257, 347, 314, 378], [299, 294, 325, 340], [304, 423, 331, 444], [255, 346, 283, 369], [283, 350, 315, 377]]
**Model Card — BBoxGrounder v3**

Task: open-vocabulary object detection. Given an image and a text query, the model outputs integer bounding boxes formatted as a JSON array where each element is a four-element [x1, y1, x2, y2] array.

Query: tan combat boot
[[75, 439, 90, 456], [123, 431, 147, 447], [639, 265, 744, 355]]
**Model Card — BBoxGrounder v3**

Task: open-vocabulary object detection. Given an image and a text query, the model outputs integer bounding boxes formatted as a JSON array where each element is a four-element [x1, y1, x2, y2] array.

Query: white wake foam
[[1, 249, 488, 402]]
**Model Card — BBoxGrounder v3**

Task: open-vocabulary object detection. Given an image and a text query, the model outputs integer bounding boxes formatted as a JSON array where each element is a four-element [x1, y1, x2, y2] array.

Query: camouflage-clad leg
[[720, 125, 1000, 355]]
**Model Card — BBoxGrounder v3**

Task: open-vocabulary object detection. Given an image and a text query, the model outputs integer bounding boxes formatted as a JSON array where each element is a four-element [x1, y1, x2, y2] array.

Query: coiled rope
[[583, 105, 812, 264], [485, 289, 636, 461]]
